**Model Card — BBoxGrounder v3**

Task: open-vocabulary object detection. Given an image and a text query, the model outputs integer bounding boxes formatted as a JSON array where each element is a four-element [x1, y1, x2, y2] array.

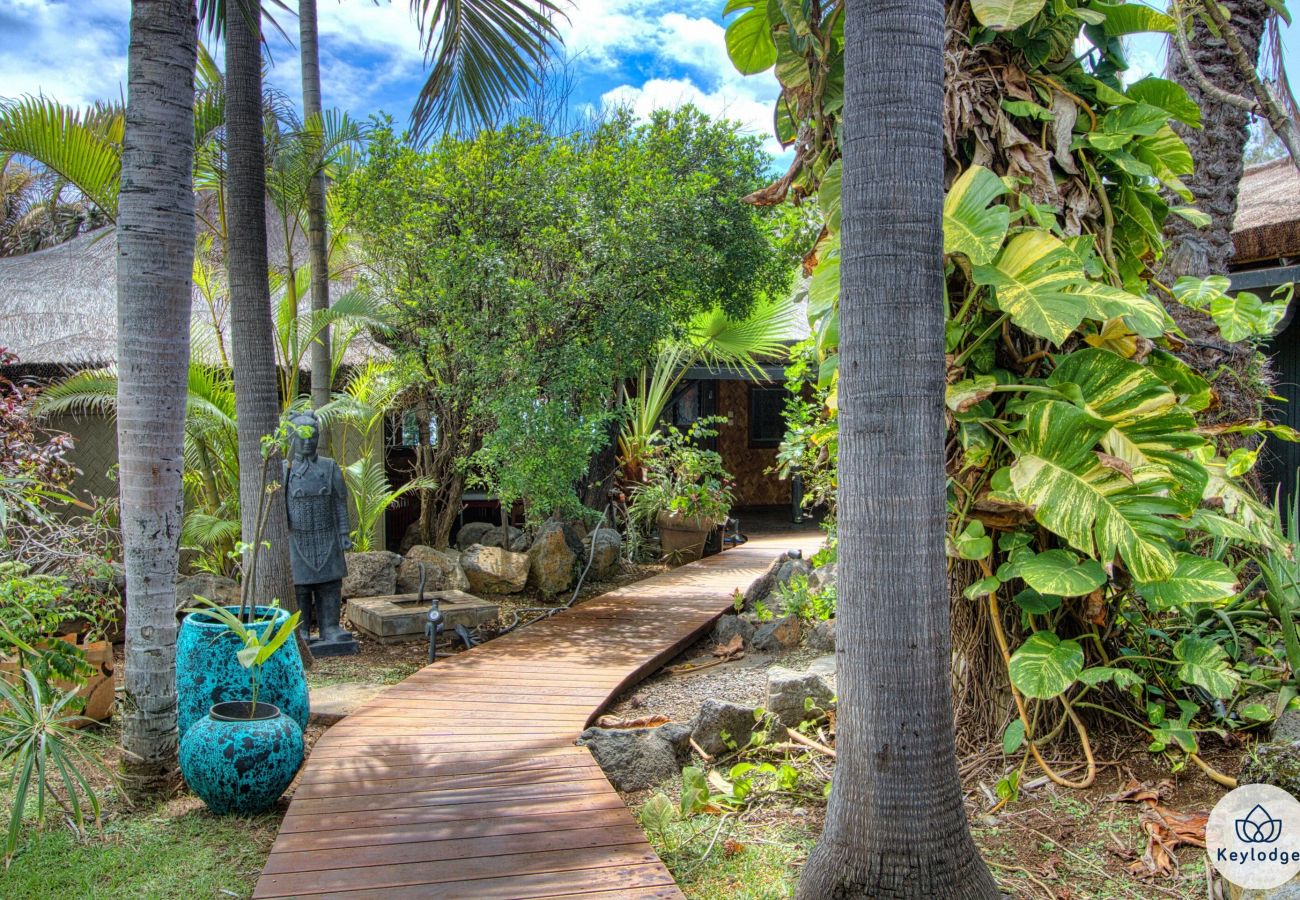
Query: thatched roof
[[1232, 158, 1300, 264], [0, 226, 372, 369]]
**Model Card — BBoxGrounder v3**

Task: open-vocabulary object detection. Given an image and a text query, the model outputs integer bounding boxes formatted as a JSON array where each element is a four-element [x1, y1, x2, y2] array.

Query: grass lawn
[[0, 798, 279, 900]]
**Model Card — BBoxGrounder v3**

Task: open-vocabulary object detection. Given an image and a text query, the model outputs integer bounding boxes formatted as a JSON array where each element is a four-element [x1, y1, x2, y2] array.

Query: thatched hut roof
[[1232, 158, 1300, 265], [0, 226, 373, 371]]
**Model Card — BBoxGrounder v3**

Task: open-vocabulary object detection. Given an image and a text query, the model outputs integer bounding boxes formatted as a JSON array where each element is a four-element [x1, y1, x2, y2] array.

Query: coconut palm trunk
[[225, 0, 299, 621], [116, 0, 197, 796], [795, 1, 996, 896], [299, 0, 332, 418]]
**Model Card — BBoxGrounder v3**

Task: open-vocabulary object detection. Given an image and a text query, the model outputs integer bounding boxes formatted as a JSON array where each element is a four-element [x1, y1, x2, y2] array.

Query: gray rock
[[807, 618, 836, 651], [461, 544, 529, 594], [741, 549, 812, 612], [176, 573, 240, 612], [713, 613, 755, 647], [584, 528, 622, 580], [482, 525, 530, 553], [691, 700, 762, 756], [527, 522, 577, 595], [809, 562, 837, 592], [455, 522, 494, 551], [341, 551, 402, 599], [556, 519, 589, 558], [396, 545, 469, 594], [1230, 873, 1300, 899], [577, 723, 692, 792], [807, 654, 836, 681], [752, 615, 802, 652], [1240, 740, 1300, 797], [1272, 705, 1300, 743], [766, 666, 835, 727]]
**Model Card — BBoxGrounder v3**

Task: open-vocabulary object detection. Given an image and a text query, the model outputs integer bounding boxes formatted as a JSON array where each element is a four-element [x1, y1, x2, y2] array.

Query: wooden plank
[[254, 844, 662, 896], [262, 822, 650, 874], [255, 533, 820, 900]]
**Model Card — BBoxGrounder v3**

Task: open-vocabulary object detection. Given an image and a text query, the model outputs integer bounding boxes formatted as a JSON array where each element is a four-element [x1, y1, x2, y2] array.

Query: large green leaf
[[1210, 290, 1287, 342], [972, 231, 1163, 344], [971, 0, 1046, 30], [819, 160, 841, 232], [1009, 631, 1085, 699], [1125, 78, 1201, 128], [1018, 549, 1107, 597], [1094, 1, 1175, 36], [1010, 400, 1180, 582], [1174, 636, 1240, 699], [943, 165, 1010, 265], [725, 7, 778, 74], [1136, 553, 1238, 608]]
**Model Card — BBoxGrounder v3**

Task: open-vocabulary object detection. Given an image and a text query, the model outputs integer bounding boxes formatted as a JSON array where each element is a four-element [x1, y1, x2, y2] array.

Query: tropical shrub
[[628, 419, 735, 529], [727, 0, 1300, 780]]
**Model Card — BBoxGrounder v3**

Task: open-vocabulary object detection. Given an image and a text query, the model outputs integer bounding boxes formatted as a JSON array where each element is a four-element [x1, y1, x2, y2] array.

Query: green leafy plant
[[342, 458, 435, 553], [627, 419, 735, 530], [0, 571, 93, 686], [0, 667, 110, 864], [181, 598, 302, 716]]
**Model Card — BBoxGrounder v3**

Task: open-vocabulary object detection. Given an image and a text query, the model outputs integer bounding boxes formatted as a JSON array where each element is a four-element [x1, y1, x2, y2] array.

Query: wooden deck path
[[253, 531, 821, 900]]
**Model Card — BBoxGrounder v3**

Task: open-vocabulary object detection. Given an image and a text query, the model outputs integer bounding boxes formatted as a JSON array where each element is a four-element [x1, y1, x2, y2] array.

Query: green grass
[[0, 805, 277, 900], [637, 800, 815, 900]]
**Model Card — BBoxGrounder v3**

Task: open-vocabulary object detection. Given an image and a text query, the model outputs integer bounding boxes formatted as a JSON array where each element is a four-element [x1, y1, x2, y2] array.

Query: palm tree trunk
[[225, 0, 300, 624], [300, 0, 332, 421], [116, 0, 196, 798], [1164, 1, 1270, 279], [795, 1, 996, 896]]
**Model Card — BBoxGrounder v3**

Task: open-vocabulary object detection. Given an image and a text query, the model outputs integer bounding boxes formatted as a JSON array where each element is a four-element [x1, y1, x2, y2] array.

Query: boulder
[[1272, 704, 1300, 743], [1240, 740, 1300, 797], [398, 523, 425, 555], [807, 618, 836, 651], [577, 723, 692, 792], [691, 700, 762, 756], [528, 522, 577, 595], [809, 562, 837, 592], [742, 550, 812, 612], [461, 544, 529, 594], [342, 551, 402, 599], [584, 528, 622, 580], [176, 573, 240, 612], [1228, 874, 1300, 899], [482, 525, 530, 553], [396, 545, 469, 594], [752, 615, 802, 652], [766, 666, 835, 727], [557, 520, 589, 557], [455, 521, 494, 550], [713, 613, 756, 648]]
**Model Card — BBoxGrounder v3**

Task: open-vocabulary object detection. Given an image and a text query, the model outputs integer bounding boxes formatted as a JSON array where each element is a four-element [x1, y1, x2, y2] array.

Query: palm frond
[[407, 0, 567, 141], [0, 97, 123, 221], [30, 368, 120, 418], [687, 292, 799, 377]]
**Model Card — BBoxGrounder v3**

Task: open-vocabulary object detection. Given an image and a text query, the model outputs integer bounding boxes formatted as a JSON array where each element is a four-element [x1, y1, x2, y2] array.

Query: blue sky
[[1, 0, 1299, 165]]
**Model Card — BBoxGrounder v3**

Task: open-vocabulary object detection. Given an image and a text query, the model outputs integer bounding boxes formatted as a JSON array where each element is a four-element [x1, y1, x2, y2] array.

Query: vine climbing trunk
[[225, 0, 305, 651], [116, 0, 196, 798], [795, 1, 996, 896]]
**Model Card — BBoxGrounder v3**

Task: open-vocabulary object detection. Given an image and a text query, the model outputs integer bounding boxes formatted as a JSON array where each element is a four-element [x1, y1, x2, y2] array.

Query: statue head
[[288, 412, 321, 459]]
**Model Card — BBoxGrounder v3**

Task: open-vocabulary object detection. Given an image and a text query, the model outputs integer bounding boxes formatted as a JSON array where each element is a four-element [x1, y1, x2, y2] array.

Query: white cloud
[[0, 0, 129, 106]]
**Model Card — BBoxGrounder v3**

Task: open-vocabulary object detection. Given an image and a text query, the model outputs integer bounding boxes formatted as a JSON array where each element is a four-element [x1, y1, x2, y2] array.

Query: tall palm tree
[[299, 0, 332, 416], [224, 0, 297, 615], [794, 1, 996, 895], [115, 0, 197, 797]]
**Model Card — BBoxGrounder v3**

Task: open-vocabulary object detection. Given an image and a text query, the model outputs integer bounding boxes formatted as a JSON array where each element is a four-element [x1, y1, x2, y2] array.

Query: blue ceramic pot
[[176, 606, 309, 738], [180, 701, 304, 815]]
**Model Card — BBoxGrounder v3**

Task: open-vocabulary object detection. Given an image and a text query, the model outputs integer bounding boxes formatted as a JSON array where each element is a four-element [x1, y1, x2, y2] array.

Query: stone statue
[[284, 412, 359, 656]]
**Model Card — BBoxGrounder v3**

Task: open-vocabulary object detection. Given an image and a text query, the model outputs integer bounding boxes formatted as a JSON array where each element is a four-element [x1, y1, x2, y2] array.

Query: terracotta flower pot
[[656, 510, 717, 564], [0, 633, 115, 726]]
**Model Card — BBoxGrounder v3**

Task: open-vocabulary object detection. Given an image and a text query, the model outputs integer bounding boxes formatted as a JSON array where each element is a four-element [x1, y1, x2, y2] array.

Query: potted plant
[[178, 599, 305, 815], [175, 422, 309, 737], [0, 565, 117, 725], [628, 419, 735, 564]]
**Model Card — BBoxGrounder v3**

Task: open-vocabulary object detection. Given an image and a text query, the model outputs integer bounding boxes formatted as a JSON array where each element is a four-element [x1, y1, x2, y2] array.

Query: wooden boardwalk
[[253, 531, 821, 900]]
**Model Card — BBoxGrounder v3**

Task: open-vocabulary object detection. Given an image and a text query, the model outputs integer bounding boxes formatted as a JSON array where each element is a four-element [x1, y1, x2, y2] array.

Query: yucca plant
[[0, 665, 110, 865], [619, 293, 799, 480]]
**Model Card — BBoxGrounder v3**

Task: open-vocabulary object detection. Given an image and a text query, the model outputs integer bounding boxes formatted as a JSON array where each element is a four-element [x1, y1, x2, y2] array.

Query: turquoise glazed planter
[[180, 701, 304, 815], [176, 606, 309, 738]]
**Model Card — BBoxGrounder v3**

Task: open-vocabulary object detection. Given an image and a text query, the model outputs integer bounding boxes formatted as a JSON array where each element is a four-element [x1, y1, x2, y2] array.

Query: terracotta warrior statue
[[284, 411, 358, 656]]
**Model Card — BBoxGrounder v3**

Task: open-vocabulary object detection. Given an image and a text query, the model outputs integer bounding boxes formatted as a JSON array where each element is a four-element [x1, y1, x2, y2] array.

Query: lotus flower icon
[[1236, 804, 1284, 844]]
